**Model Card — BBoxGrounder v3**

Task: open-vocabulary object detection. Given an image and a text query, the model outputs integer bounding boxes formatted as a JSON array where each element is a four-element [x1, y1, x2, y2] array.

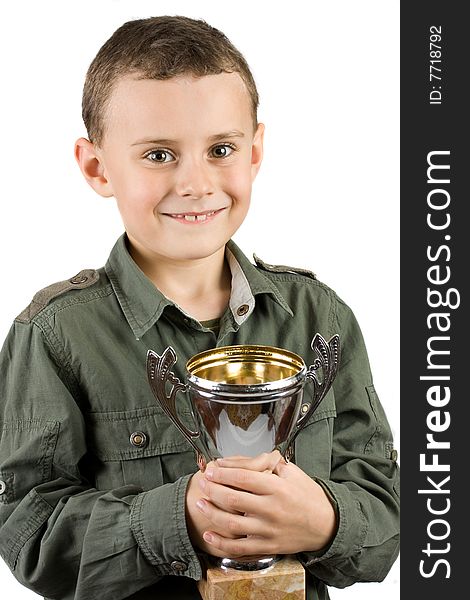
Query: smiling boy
[[0, 16, 399, 600]]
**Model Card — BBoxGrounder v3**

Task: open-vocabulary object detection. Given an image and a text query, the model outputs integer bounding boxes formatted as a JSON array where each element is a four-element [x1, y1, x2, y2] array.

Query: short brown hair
[[82, 16, 259, 146]]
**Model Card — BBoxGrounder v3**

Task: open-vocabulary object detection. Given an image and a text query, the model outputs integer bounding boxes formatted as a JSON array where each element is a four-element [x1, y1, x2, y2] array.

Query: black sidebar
[[401, 2, 467, 597]]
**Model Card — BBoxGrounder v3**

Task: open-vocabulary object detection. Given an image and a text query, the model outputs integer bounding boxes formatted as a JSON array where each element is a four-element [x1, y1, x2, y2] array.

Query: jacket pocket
[[85, 405, 197, 491]]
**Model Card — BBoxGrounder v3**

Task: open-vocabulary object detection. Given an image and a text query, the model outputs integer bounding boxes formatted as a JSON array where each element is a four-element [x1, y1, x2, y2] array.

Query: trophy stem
[[209, 554, 282, 571]]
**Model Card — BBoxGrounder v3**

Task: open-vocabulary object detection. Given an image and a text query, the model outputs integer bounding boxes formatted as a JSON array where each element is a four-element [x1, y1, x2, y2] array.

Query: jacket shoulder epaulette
[[15, 269, 100, 324], [253, 254, 316, 280]]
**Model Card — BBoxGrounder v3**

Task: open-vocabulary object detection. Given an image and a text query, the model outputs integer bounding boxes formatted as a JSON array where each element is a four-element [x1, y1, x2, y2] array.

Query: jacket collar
[[105, 234, 293, 339]]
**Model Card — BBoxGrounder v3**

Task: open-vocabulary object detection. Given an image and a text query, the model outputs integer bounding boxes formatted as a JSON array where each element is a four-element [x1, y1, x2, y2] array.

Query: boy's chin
[[166, 231, 236, 262], [127, 231, 231, 262], [171, 242, 229, 262]]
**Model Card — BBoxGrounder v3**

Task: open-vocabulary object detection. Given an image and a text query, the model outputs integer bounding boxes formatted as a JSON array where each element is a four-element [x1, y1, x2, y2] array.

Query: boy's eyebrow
[[131, 130, 245, 146], [208, 130, 245, 142], [131, 138, 176, 147]]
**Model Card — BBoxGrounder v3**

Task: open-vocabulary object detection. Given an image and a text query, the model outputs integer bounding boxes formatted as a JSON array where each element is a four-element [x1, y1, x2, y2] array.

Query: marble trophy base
[[197, 555, 305, 600]]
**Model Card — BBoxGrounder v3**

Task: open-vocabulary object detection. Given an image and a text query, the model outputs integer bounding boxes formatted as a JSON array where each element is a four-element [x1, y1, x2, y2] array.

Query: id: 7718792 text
[[429, 25, 442, 105]]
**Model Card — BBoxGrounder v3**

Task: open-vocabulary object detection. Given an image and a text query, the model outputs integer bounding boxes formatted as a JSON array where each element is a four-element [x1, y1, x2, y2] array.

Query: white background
[[0, 1, 399, 597]]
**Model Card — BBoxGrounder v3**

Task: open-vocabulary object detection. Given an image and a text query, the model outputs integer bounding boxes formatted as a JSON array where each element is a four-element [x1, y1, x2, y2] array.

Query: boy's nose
[[174, 158, 215, 199]]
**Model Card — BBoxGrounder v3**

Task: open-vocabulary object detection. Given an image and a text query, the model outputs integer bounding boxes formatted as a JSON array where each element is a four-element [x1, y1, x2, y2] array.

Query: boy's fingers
[[202, 531, 275, 558], [217, 450, 285, 472], [204, 465, 277, 496], [199, 477, 266, 513], [205, 460, 219, 471], [196, 498, 263, 537]]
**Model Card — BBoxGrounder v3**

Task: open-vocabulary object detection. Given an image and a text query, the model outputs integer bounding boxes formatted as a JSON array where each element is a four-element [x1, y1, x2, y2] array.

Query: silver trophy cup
[[147, 333, 340, 570]]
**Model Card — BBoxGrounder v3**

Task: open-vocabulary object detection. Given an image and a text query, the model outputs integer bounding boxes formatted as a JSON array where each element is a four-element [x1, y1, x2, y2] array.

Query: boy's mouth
[[163, 207, 226, 223]]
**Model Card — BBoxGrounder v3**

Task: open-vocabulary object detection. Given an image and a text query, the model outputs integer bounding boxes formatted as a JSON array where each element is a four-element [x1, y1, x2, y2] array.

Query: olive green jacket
[[0, 235, 399, 599]]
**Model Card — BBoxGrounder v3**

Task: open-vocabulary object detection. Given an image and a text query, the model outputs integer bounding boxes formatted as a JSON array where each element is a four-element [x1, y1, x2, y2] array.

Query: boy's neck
[[128, 238, 232, 321]]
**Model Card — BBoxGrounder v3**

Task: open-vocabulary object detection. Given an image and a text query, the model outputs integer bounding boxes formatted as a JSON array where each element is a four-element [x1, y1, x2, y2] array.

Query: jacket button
[[70, 275, 88, 285], [236, 304, 249, 317], [129, 431, 148, 448], [390, 449, 398, 462], [171, 560, 188, 573], [0, 480, 6, 495]]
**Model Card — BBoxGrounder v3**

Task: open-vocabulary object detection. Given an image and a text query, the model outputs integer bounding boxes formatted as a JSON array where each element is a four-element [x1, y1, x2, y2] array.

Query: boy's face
[[78, 72, 264, 264]]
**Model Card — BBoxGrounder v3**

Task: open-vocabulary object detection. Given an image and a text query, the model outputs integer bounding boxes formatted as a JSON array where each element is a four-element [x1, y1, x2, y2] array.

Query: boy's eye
[[210, 144, 236, 158], [145, 149, 175, 163]]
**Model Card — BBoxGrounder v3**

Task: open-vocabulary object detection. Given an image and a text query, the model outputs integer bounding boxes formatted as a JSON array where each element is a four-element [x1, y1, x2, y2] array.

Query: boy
[[0, 16, 399, 600]]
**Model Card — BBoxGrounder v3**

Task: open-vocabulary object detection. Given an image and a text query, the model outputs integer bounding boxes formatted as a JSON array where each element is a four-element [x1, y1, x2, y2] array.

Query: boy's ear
[[74, 138, 114, 198], [251, 123, 265, 181]]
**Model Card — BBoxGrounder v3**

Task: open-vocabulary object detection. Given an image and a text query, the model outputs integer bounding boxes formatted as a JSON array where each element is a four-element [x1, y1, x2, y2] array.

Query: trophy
[[147, 333, 340, 571]]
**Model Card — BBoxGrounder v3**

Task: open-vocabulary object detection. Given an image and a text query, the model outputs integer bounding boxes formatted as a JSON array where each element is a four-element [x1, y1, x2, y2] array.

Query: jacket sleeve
[[298, 294, 400, 588], [0, 321, 202, 600]]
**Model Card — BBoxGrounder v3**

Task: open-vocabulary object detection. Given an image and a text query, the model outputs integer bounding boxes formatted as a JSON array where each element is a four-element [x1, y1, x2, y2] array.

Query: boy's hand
[[192, 451, 337, 558], [185, 465, 243, 558]]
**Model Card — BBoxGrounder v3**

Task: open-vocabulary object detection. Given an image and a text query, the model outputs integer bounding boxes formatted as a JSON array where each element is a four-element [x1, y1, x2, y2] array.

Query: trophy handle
[[147, 347, 209, 471], [283, 333, 340, 460]]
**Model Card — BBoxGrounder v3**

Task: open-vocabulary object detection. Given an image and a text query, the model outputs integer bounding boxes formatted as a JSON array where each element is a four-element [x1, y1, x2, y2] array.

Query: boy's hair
[[82, 15, 259, 146]]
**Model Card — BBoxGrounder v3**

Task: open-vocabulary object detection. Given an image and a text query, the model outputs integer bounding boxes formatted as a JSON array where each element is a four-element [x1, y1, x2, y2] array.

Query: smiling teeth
[[172, 210, 217, 222]]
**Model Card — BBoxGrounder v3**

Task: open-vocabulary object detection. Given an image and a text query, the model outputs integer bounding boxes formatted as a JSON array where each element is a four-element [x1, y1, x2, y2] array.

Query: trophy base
[[197, 554, 305, 600]]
